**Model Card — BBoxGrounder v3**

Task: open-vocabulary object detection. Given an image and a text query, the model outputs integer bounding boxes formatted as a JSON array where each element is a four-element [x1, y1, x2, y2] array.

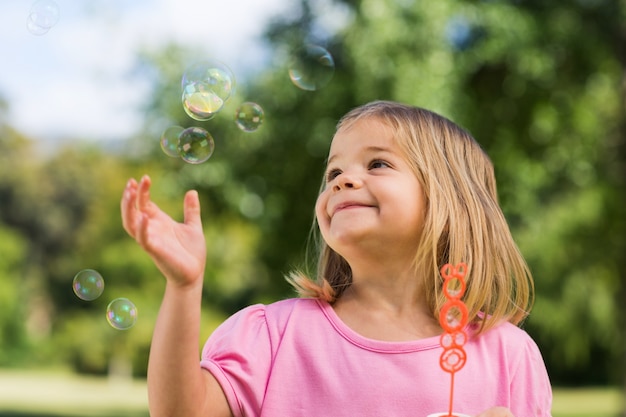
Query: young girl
[[121, 101, 552, 417]]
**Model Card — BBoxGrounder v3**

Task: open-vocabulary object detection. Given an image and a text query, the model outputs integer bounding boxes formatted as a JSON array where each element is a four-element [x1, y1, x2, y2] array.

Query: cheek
[[314, 192, 330, 229]]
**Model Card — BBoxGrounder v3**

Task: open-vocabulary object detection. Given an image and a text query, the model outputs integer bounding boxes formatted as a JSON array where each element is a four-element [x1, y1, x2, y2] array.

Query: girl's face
[[315, 118, 427, 263]]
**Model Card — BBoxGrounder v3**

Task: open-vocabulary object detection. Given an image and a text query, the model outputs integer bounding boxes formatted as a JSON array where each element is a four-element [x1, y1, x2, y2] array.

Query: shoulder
[[201, 299, 321, 416], [265, 297, 321, 316], [476, 321, 541, 351], [202, 298, 326, 363], [264, 298, 324, 330], [218, 298, 316, 320], [472, 321, 548, 375], [476, 323, 553, 414], [215, 298, 322, 335]]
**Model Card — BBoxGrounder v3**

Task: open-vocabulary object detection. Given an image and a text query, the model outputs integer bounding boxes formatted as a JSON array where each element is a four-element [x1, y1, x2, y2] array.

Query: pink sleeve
[[200, 304, 271, 417], [509, 336, 553, 417]]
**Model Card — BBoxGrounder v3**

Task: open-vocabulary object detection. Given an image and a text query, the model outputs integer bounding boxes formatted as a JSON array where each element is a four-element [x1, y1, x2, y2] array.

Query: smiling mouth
[[333, 203, 371, 215]]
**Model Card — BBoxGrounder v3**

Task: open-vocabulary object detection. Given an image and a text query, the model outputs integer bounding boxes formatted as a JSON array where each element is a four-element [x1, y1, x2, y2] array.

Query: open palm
[[121, 175, 206, 287]]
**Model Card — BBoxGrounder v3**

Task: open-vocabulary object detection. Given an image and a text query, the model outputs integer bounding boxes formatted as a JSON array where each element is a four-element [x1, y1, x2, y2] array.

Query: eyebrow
[[326, 146, 395, 165]]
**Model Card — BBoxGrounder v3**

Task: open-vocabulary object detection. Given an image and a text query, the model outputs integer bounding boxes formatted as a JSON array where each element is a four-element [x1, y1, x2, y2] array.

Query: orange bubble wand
[[438, 263, 469, 417]]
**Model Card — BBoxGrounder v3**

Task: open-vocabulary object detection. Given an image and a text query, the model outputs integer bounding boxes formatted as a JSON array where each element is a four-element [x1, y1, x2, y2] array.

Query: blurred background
[[0, 0, 624, 416]]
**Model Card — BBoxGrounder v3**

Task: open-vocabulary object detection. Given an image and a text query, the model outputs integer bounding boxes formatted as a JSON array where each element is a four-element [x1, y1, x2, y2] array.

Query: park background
[[0, 0, 625, 416]]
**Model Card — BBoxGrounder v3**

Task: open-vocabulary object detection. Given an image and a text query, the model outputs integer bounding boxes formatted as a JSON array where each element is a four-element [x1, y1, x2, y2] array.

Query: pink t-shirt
[[201, 298, 552, 417]]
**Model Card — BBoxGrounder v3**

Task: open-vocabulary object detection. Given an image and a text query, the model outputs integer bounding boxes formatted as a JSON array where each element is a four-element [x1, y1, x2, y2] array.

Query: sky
[[0, 0, 293, 143]]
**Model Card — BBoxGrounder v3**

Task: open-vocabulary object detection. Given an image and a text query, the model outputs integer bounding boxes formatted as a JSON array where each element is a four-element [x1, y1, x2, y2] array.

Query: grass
[[0, 369, 623, 416], [552, 386, 624, 417], [0, 369, 148, 417]]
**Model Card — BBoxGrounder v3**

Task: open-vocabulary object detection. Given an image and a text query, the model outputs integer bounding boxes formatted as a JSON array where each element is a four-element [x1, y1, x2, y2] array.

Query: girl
[[121, 100, 552, 417]]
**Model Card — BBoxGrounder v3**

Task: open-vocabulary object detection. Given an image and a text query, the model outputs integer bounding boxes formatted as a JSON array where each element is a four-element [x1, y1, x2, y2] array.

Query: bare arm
[[121, 175, 232, 417]]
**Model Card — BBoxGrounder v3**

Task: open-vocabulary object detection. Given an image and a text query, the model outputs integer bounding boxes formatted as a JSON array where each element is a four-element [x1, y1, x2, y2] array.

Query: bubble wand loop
[[438, 263, 469, 417]]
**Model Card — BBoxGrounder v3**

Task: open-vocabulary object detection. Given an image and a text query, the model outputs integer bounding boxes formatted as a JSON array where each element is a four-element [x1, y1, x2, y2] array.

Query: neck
[[332, 266, 442, 341], [348, 259, 424, 304]]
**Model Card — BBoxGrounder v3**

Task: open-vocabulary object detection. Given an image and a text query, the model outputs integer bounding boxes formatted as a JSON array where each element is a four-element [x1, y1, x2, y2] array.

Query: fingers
[[121, 178, 139, 236], [121, 175, 154, 238], [183, 190, 202, 227], [122, 174, 202, 241], [121, 175, 155, 248], [137, 175, 154, 213]]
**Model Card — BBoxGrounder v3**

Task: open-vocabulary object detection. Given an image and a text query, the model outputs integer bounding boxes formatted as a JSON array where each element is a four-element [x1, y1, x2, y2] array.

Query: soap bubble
[[106, 298, 138, 330], [27, 19, 50, 36], [234, 102, 264, 132], [181, 60, 235, 121], [182, 89, 223, 121], [160, 125, 184, 158], [72, 269, 104, 301], [288, 44, 335, 91], [182, 60, 235, 98], [178, 127, 215, 164], [27, 0, 60, 35]]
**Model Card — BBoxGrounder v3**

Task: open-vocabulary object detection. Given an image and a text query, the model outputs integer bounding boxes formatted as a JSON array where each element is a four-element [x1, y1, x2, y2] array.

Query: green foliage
[[0, 225, 29, 364]]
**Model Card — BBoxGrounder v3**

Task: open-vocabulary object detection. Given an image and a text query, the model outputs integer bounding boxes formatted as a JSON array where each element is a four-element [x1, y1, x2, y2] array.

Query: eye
[[325, 168, 342, 182], [369, 159, 390, 170]]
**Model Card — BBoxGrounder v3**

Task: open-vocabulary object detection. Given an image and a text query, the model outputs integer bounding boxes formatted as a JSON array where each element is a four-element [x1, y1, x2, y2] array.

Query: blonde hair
[[287, 100, 534, 334]]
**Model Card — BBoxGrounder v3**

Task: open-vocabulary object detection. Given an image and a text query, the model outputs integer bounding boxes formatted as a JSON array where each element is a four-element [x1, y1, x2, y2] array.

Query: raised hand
[[121, 175, 206, 288]]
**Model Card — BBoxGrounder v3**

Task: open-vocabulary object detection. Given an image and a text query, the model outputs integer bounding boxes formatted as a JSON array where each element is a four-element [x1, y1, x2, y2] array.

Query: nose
[[333, 172, 362, 191]]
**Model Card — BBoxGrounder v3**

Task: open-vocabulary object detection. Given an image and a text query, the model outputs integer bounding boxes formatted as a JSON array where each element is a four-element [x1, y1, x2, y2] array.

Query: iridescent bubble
[[106, 298, 138, 330], [26, 17, 50, 35], [234, 102, 264, 132], [181, 60, 235, 121], [178, 127, 215, 164], [288, 44, 335, 91], [27, 0, 60, 35], [72, 269, 104, 301], [160, 125, 184, 158], [181, 89, 223, 121]]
